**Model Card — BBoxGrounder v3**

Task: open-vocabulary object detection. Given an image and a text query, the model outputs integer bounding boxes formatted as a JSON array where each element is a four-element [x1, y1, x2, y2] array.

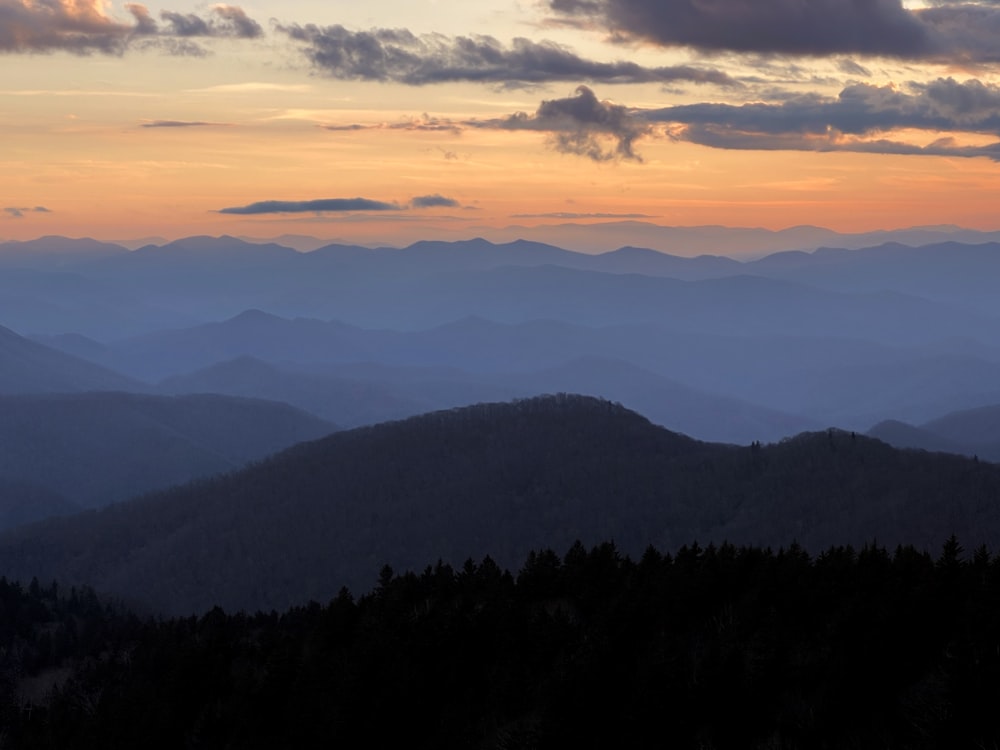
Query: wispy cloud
[[410, 194, 461, 208], [321, 114, 461, 134], [186, 82, 314, 94], [276, 23, 739, 88], [140, 120, 229, 128], [511, 211, 656, 218], [3, 205, 51, 218]]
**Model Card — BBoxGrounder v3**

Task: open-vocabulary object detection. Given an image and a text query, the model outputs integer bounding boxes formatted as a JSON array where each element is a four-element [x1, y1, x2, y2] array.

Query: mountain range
[[0, 395, 996, 615]]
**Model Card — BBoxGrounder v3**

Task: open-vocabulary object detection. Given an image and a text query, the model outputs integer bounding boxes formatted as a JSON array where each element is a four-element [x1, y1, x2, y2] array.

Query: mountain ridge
[[1, 394, 997, 615]]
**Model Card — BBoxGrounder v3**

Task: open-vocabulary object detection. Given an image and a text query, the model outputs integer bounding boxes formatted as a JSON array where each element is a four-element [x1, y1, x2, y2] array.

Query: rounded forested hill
[[0, 394, 999, 615]]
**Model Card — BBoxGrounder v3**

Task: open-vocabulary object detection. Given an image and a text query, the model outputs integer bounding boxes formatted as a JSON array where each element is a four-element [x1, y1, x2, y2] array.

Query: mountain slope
[[0, 324, 143, 393], [0, 392, 336, 510], [1, 395, 998, 615], [160, 353, 815, 442]]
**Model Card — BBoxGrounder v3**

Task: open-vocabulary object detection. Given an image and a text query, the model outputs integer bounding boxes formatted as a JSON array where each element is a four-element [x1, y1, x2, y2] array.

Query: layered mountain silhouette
[[1, 395, 997, 615], [0, 391, 335, 513], [870, 403, 1000, 462], [0, 324, 141, 393], [4, 234, 1000, 339], [158, 352, 815, 444]]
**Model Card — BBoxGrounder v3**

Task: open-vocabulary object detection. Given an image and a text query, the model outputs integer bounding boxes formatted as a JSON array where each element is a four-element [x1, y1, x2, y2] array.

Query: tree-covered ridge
[[2, 394, 1000, 615], [2, 538, 999, 749]]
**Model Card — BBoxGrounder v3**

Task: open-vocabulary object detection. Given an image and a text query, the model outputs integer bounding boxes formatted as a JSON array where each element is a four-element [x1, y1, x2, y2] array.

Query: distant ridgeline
[[1, 538, 999, 748]]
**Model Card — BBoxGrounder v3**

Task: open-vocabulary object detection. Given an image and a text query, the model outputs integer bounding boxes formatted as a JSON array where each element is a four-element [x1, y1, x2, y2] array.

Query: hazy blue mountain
[[0, 478, 80, 532], [922, 404, 1000, 461], [0, 324, 143, 393], [159, 352, 815, 443], [93, 309, 397, 380], [53, 310, 1000, 434], [868, 405, 1000, 462], [0, 236, 128, 269], [750, 241, 1000, 317], [300, 264, 1000, 341], [481, 221, 1000, 256], [0, 268, 197, 338], [0, 395, 997, 614], [866, 420, 968, 457], [158, 355, 514, 427], [748, 353, 1000, 429], [0, 392, 335, 511], [5, 234, 1000, 341]]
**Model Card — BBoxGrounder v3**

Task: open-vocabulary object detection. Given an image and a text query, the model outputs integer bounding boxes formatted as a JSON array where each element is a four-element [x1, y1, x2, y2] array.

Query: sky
[[2, 0, 1000, 246]]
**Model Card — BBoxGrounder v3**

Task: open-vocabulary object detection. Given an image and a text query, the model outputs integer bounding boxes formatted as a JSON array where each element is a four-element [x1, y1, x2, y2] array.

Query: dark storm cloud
[[545, 0, 1000, 63], [276, 23, 739, 87], [410, 194, 460, 208], [3, 205, 50, 218], [484, 85, 651, 161], [644, 79, 1000, 137], [219, 198, 401, 215], [0, 1, 261, 55]]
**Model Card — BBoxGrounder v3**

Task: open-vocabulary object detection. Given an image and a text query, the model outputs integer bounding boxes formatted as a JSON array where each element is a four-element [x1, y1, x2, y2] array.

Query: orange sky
[[2, 0, 1000, 247]]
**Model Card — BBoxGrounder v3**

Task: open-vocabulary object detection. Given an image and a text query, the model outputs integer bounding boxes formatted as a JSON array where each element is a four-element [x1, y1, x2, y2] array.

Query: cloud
[[218, 198, 401, 215], [322, 113, 461, 134], [141, 120, 218, 128], [645, 79, 1000, 138], [641, 78, 1000, 160], [159, 4, 262, 39], [511, 211, 656, 218], [672, 126, 1000, 161], [0, 1, 262, 55], [410, 194, 460, 208], [484, 85, 650, 161], [545, 0, 1000, 63], [318, 79, 1000, 164], [0, 0, 137, 53], [321, 87, 651, 162], [277, 23, 739, 87], [3, 206, 50, 218], [218, 195, 468, 214]]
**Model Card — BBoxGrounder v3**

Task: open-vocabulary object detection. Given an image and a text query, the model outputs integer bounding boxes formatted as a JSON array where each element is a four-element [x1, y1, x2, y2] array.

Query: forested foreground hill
[[2, 541, 999, 749], [1, 395, 999, 615]]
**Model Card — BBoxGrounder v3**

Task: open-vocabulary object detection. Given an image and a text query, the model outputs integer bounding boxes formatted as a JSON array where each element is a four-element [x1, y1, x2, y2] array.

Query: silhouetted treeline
[[3, 538, 1000, 748]]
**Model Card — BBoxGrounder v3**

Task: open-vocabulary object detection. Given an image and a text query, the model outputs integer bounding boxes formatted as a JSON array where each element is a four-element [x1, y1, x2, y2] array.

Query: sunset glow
[[3, 0, 1000, 246]]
